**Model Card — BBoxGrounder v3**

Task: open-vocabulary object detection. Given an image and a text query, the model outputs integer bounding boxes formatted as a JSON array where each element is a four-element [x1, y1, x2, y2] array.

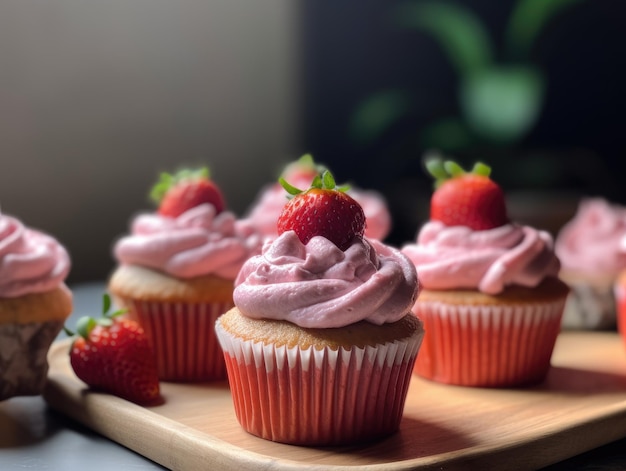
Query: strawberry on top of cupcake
[[402, 158, 560, 294], [113, 167, 263, 281], [243, 154, 392, 241], [234, 169, 418, 328]]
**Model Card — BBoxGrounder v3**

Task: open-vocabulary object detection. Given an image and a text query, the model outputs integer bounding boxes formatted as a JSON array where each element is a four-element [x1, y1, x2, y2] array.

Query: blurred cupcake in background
[[402, 158, 568, 388], [0, 210, 72, 400], [555, 197, 626, 330], [109, 167, 263, 382], [243, 154, 392, 241]]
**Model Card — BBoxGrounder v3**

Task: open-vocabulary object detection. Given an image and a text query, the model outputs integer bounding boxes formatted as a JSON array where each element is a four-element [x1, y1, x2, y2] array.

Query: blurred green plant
[[350, 0, 583, 152]]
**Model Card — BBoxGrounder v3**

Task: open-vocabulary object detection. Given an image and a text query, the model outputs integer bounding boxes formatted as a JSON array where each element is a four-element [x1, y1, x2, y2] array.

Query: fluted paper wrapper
[[121, 299, 233, 382], [0, 320, 64, 400], [215, 321, 423, 445], [561, 280, 616, 330], [614, 285, 626, 348], [413, 299, 565, 387]]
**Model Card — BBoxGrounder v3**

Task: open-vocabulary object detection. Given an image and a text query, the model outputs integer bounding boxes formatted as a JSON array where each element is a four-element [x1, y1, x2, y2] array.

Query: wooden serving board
[[44, 332, 626, 470]]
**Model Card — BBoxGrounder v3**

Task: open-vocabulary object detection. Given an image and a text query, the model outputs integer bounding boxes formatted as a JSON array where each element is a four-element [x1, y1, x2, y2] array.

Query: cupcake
[[0, 211, 72, 400], [243, 154, 392, 240], [555, 197, 626, 329], [401, 159, 569, 387], [108, 167, 264, 382], [216, 169, 423, 445]]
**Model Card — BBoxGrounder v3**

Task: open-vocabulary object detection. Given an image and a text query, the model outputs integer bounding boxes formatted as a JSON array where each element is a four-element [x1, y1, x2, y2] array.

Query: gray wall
[[0, 1, 300, 283]]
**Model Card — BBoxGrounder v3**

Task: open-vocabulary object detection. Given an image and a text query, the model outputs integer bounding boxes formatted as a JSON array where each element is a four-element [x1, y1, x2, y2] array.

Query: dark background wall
[[299, 0, 626, 244], [1, 1, 624, 283]]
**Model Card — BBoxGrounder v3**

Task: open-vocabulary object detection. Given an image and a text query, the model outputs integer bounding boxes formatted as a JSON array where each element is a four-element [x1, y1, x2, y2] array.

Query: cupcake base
[[122, 300, 232, 382], [216, 309, 424, 445], [0, 284, 72, 400], [109, 266, 235, 382], [413, 278, 569, 388], [559, 271, 616, 330]]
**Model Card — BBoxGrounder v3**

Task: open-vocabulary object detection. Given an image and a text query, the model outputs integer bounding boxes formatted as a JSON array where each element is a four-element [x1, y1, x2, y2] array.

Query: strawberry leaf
[[471, 162, 492, 177], [102, 293, 111, 315], [444, 161, 466, 177], [150, 167, 211, 204], [76, 316, 97, 340], [322, 170, 336, 189], [279, 177, 303, 196]]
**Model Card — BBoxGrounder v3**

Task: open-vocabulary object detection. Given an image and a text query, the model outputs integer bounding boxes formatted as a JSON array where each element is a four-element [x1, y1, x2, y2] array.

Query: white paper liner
[[215, 320, 424, 445], [413, 299, 566, 387], [125, 300, 233, 381], [561, 280, 616, 330]]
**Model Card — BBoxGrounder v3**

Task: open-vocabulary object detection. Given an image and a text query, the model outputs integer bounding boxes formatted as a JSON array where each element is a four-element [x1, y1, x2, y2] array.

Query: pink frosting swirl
[[401, 221, 560, 294], [233, 231, 419, 328], [114, 204, 264, 280], [243, 184, 392, 240], [0, 212, 71, 298], [555, 198, 626, 276]]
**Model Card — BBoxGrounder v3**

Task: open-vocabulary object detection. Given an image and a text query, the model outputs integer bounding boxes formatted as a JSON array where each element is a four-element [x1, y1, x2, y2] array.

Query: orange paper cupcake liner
[[124, 300, 233, 382], [413, 300, 565, 387], [215, 321, 423, 446]]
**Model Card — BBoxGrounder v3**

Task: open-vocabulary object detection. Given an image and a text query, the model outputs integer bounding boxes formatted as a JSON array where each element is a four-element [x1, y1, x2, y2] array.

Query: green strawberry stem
[[150, 167, 210, 204], [64, 293, 128, 339], [424, 155, 491, 188], [279, 169, 350, 198]]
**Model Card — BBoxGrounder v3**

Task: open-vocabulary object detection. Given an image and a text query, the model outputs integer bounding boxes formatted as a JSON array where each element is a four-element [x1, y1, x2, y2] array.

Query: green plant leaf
[[393, 1, 493, 75], [505, 0, 583, 60], [420, 117, 475, 152], [460, 66, 545, 143], [349, 90, 413, 146]]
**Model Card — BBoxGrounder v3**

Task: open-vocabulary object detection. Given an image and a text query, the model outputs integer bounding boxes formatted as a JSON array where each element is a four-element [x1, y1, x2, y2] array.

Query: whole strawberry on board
[[150, 167, 225, 218], [64, 294, 161, 405], [277, 169, 366, 251], [426, 157, 508, 230]]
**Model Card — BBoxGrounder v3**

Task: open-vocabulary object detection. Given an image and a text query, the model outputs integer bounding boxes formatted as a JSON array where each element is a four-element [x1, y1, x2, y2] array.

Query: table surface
[[1, 282, 626, 470]]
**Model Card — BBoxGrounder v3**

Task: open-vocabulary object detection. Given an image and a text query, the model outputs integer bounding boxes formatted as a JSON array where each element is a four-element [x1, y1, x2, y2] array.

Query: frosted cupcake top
[[401, 221, 560, 295], [0, 212, 71, 298], [114, 204, 264, 280], [233, 231, 419, 328], [555, 197, 626, 277]]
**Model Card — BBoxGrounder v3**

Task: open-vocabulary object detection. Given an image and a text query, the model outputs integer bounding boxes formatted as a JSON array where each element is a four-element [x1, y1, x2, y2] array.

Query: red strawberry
[[65, 294, 161, 405], [150, 167, 225, 218], [426, 158, 508, 230], [277, 169, 366, 250]]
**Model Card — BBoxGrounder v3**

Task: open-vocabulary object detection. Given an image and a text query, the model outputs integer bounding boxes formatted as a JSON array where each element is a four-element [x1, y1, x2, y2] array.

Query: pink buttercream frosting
[[233, 231, 419, 328], [401, 221, 560, 295], [555, 197, 626, 276], [0, 212, 71, 298], [114, 204, 264, 280], [243, 184, 392, 241]]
